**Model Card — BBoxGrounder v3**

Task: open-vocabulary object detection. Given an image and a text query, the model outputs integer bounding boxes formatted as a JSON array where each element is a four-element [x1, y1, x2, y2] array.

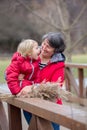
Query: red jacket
[[6, 52, 40, 95], [39, 53, 65, 104]]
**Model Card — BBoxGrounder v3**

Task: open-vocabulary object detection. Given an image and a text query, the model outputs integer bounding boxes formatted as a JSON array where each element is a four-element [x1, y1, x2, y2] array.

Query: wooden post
[[65, 67, 79, 95], [0, 101, 8, 130], [65, 68, 71, 91], [78, 68, 84, 98], [8, 104, 22, 130]]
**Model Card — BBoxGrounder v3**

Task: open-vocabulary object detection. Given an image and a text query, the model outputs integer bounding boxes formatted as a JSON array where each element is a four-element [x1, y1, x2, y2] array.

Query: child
[[5, 39, 41, 95]]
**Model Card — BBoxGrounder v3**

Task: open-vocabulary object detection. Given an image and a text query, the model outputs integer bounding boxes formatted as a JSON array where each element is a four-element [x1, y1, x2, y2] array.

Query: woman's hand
[[48, 77, 63, 87], [57, 77, 63, 86], [17, 85, 32, 97]]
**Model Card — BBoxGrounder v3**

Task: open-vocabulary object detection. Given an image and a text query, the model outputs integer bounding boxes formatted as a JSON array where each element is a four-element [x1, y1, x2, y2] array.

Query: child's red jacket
[[6, 52, 40, 95]]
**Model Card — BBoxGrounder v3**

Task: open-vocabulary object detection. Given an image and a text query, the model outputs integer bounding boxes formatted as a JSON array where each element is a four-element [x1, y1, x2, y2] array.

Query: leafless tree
[[15, 0, 87, 61], [0, 0, 87, 59]]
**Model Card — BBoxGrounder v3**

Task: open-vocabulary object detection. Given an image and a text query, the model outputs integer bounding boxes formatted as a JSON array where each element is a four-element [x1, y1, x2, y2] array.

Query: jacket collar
[[50, 53, 65, 63]]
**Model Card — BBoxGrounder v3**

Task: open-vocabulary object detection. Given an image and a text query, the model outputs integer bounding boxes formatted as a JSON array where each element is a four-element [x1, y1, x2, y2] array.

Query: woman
[[22, 32, 66, 130]]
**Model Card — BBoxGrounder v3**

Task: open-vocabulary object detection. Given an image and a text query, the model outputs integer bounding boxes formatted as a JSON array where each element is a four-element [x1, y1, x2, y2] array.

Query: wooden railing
[[3, 97, 87, 130], [65, 63, 87, 98], [0, 63, 87, 130]]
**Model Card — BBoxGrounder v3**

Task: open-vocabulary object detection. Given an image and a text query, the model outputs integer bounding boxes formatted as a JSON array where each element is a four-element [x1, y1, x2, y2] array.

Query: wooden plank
[[58, 88, 87, 106], [78, 68, 84, 98], [6, 97, 87, 130], [8, 104, 22, 130], [65, 69, 71, 91], [65, 67, 79, 95], [65, 63, 87, 68], [0, 88, 87, 106], [0, 101, 9, 130]]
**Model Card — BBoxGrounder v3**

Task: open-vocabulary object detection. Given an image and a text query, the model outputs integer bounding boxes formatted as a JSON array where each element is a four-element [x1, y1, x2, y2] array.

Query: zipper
[[28, 59, 34, 80]]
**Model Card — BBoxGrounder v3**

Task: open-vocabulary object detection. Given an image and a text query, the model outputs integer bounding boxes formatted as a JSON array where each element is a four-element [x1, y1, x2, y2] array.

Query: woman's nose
[[43, 45, 47, 50]]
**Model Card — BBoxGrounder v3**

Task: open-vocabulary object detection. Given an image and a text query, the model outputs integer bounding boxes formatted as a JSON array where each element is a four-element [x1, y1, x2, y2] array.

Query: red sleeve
[[7, 80, 21, 95], [6, 68, 21, 95], [6, 58, 21, 95], [50, 66, 65, 85], [50, 64, 65, 105], [21, 79, 32, 88]]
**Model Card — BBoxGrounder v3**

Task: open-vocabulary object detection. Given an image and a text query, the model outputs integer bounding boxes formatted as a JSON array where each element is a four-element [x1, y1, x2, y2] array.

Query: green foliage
[[72, 54, 87, 64], [71, 54, 87, 78], [0, 59, 10, 83]]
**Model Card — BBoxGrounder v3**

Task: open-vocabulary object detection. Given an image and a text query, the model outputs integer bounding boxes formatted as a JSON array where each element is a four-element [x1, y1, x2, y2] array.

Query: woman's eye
[[43, 42, 46, 45]]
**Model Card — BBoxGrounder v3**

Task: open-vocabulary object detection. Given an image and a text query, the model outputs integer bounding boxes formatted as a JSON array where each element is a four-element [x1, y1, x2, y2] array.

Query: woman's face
[[41, 39, 55, 58]]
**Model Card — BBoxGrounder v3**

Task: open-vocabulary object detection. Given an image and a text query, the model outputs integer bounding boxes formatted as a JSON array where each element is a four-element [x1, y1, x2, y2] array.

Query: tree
[[0, 0, 87, 58]]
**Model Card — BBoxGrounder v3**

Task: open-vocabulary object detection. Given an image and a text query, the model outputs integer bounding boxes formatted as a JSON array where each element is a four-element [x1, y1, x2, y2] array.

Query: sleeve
[[21, 79, 32, 88], [50, 64, 65, 105], [6, 63, 21, 95], [50, 64, 65, 87], [7, 79, 21, 95]]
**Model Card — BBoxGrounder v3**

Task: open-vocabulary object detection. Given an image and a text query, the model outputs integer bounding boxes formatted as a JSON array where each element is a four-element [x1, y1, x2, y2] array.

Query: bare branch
[[69, 2, 87, 31], [52, 0, 63, 29], [54, 0, 70, 32], [16, 0, 62, 31], [66, 33, 87, 52]]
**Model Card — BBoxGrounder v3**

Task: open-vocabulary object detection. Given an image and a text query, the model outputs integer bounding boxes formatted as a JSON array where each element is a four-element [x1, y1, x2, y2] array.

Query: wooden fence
[[65, 63, 87, 98], [0, 63, 87, 130]]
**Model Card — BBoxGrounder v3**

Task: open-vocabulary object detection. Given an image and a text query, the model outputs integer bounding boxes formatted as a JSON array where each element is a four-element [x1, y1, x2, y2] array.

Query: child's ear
[[27, 52, 31, 57]]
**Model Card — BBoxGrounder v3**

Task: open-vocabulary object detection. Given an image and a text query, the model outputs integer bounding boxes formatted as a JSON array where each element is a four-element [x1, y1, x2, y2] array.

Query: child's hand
[[18, 74, 25, 81]]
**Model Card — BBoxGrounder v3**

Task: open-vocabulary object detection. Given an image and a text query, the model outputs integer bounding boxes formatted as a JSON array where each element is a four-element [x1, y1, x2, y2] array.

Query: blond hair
[[17, 39, 37, 57]]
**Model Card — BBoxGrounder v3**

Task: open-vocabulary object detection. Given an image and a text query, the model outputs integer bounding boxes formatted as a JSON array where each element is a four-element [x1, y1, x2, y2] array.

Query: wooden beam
[[0, 101, 9, 130], [65, 63, 87, 69], [8, 104, 22, 130], [65, 69, 71, 91], [78, 68, 84, 98], [6, 97, 87, 130], [65, 67, 79, 95]]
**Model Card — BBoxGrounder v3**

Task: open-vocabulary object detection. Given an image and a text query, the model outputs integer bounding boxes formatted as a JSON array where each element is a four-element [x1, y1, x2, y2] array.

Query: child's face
[[31, 42, 41, 60]]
